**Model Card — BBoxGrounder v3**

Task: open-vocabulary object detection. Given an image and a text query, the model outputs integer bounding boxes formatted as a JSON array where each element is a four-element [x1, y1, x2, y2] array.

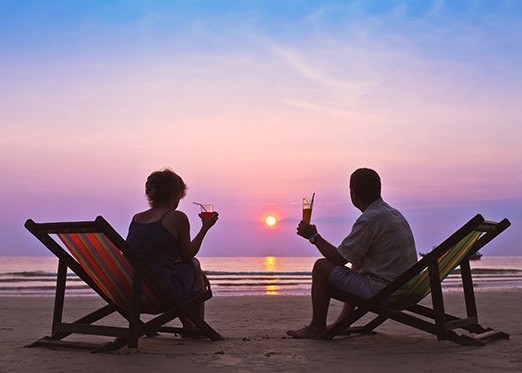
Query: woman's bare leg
[[180, 258, 206, 329]]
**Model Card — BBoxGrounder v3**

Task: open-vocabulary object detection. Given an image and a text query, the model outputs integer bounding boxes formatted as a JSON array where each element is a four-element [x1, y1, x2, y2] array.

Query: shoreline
[[3, 256, 522, 300], [1, 290, 522, 372], [1, 284, 521, 298]]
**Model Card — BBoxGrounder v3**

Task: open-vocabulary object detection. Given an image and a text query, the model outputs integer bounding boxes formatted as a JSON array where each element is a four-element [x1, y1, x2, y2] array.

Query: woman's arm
[[164, 210, 218, 261]]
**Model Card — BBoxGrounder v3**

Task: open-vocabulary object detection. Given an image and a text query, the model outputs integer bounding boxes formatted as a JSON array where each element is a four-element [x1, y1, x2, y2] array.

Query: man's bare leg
[[287, 258, 336, 338], [334, 303, 355, 323]]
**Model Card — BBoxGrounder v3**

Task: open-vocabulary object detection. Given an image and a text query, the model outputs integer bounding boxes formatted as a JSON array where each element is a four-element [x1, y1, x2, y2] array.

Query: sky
[[1, 0, 521, 257]]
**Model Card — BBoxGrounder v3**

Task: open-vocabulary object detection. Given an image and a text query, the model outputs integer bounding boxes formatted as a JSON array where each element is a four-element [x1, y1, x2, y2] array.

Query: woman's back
[[127, 210, 180, 265], [126, 210, 201, 298]]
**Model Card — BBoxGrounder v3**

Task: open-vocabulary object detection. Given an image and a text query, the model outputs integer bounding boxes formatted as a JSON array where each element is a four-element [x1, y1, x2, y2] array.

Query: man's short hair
[[350, 168, 381, 203]]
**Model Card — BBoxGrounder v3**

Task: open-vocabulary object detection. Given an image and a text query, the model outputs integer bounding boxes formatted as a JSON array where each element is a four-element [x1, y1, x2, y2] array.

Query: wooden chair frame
[[25, 216, 223, 352], [320, 214, 511, 346]]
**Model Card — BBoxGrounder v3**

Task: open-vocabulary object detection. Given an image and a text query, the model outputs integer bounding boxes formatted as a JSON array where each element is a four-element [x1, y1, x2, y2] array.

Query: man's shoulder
[[361, 199, 396, 218], [361, 200, 409, 226]]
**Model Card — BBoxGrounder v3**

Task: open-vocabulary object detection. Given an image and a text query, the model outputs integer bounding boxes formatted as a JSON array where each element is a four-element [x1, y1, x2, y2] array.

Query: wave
[[206, 271, 311, 276], [0, 285, 89, 291], [0, 271, 76, 278], [2, 268, 522, 296], [4, 268, 522, 277]]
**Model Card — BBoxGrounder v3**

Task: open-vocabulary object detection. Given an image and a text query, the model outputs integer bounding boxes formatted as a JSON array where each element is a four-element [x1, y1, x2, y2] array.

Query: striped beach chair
[[24, 216, 222, 352], [321, 214, 511, 346]]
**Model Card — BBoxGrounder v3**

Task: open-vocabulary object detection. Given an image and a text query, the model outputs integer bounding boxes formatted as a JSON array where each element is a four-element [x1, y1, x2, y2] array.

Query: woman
[[126, 168, 218, 328]]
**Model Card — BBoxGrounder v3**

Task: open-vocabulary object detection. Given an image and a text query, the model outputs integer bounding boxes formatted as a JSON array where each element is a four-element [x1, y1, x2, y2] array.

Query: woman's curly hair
[[145, 168, 187, 207]]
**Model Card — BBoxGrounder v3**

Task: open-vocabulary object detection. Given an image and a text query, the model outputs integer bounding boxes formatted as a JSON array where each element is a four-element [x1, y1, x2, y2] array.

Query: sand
[[1, 290, 521, 372]]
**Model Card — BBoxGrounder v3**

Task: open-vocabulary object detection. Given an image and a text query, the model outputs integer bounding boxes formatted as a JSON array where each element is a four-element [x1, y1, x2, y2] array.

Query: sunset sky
[[1, 0, 521, 257]]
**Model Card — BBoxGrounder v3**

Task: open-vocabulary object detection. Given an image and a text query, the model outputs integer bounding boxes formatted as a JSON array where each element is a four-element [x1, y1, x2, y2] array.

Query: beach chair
[[24, 216, 223, 353], [321, 214, 511, 346]]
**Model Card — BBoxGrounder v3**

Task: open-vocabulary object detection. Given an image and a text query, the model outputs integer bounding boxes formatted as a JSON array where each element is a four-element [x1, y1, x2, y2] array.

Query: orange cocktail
[[302, 193, 315, 223]]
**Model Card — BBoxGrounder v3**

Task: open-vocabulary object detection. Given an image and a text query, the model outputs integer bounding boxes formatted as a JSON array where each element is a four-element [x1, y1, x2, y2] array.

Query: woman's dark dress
[[126, 212, 201, 299]]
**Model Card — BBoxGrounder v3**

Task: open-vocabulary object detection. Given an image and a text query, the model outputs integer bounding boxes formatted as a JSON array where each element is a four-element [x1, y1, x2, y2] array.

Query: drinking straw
[[311, 193, 315, 209], [192, 202, 208, 212]]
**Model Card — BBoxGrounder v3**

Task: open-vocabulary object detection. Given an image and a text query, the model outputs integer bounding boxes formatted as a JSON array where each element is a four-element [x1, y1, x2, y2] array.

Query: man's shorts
[[329, 266, 374, 299]]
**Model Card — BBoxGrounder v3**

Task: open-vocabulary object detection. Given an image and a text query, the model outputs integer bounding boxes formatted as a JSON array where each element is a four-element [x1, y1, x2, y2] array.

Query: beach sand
[[1, 290, 521, 372]]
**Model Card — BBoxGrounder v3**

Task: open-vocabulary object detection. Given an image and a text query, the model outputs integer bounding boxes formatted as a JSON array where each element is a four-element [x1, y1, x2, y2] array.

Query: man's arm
[[311, 235, 347, 265], [297, 221, 347, 266]]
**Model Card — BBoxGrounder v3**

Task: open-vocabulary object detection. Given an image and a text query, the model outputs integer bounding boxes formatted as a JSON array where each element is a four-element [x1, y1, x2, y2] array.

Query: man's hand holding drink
[[302, 193, 315, 224], [298, 193, 320, 242]]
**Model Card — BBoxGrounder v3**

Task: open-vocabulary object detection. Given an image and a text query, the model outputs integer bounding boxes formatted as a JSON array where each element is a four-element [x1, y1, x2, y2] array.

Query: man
[[287, 168, 417, 339]]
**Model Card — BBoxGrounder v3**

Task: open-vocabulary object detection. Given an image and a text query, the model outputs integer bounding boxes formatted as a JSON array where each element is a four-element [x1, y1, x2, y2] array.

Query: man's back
[[338, 198, 417, 294]]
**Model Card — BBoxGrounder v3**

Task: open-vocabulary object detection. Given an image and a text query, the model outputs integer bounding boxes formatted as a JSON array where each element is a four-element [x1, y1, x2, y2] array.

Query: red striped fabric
[[58, 232, 167, 314]]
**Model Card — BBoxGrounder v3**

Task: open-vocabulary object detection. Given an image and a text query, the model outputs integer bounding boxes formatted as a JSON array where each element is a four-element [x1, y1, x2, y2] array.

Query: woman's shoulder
[[161, 210, 190, 237], [133, 209, 181, 224], [131, 210, 150, 223], [163, 209, 189, 224]]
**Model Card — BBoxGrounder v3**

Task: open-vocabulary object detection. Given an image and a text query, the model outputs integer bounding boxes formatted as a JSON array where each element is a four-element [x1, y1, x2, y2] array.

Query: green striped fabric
[[390, 230, 483, 309], [58, 232, 167, 314]]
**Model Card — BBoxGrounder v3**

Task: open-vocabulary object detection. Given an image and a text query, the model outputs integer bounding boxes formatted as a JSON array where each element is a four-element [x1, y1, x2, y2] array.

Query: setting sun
[[265, 216, 277, 227]]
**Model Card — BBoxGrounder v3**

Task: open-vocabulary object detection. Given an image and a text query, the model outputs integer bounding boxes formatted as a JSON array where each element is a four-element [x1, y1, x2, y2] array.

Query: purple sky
[[1, 1, 521, 257]]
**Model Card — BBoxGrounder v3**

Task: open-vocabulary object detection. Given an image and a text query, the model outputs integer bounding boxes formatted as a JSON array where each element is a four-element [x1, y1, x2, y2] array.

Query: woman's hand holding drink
[[194, 202, 219, 228]]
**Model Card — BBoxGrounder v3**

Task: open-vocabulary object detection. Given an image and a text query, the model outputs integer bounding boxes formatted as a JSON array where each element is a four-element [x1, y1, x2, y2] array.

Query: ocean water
[[1, 256, 522, 297]]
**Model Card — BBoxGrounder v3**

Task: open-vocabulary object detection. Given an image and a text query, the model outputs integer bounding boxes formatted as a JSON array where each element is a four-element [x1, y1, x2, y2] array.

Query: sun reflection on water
[[264, 256, 280, 295]]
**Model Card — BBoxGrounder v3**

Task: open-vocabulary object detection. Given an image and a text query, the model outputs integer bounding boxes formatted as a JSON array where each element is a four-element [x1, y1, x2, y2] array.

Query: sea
[[1, 256, 522, 297]]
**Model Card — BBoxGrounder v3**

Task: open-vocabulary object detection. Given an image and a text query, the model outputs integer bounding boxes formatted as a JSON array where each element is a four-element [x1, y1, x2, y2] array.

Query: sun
[[265, 216, 277, 227]]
